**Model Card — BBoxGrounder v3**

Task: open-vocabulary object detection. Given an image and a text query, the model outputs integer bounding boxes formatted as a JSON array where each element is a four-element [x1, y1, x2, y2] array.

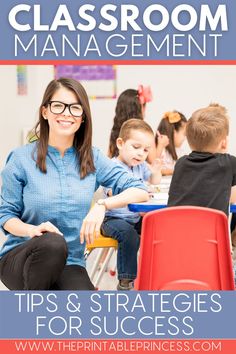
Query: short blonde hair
[[186, 103, 229, 151], [119, 118, 154, 141]]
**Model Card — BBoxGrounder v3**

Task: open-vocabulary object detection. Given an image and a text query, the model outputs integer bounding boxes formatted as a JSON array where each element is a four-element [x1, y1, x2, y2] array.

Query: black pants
[[0, 232, 94, 290]]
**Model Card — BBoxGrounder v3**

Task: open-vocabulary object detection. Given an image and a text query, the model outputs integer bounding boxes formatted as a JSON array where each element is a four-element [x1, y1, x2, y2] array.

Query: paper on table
[[152, 176, 172, 193], [150, 192, 169, 201]]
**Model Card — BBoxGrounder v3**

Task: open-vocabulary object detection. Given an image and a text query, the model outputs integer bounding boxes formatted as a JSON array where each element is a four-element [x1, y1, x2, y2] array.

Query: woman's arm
[[3, 218, 63, 238], [102, 187, 148, 209], [80, 149, 150, 244], [80, 187, 148, 244], [94, 148, 148, 195], [0, 150, 62, 239]]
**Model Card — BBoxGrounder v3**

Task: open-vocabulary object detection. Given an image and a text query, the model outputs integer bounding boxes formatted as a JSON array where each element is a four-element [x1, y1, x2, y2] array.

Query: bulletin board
[[17, 65, 27, 95], [54, 65, 117, 99]]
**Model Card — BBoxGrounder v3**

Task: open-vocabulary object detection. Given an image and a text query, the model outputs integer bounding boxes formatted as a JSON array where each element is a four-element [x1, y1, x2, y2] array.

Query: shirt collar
[[47, 145, 75, 154]]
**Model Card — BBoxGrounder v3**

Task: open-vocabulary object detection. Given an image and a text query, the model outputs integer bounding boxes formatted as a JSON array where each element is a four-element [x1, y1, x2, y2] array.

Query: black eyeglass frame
[[48, 101, 83, 117]]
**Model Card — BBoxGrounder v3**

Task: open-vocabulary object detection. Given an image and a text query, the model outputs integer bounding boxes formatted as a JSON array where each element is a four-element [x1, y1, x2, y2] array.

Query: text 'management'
[[8, 3, 228, 59]]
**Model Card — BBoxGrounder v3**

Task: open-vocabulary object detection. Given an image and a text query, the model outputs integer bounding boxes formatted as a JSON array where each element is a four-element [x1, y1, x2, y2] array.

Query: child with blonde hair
[[102, 118, 161, 290], [168, 103, 236, 215]]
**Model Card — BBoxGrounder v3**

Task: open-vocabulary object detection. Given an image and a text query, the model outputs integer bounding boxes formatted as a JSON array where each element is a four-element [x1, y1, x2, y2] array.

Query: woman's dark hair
[[155, 111, 187, 161], [108, 89, 143, 157], [31, 77, 95, 178]]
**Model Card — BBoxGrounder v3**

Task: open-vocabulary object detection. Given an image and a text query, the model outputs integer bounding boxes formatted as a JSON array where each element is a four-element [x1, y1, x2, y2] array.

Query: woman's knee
[[35, 232, 68, 260]]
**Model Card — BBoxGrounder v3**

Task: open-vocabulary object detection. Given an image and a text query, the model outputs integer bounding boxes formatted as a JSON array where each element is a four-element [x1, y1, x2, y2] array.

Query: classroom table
[[132, 177, 236, 213], [128, 197, 236, 213]]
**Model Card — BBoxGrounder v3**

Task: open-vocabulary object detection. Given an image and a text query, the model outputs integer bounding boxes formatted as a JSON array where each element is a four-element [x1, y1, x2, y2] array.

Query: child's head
[[115, 89, 143, 118], [117, 118, 154, 167], [156, 111, 187, 160], [186, 103, 229, 153], [108, 86, 152, 157]]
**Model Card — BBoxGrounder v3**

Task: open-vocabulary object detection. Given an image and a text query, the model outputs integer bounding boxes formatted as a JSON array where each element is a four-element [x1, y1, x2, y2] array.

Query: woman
[[0, 78, 148, 290]]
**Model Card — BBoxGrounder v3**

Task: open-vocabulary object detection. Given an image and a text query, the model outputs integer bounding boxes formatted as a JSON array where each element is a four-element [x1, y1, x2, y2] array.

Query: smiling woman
[[33, 78, 92, 174], [41, 87, 84, 158], [0, 77, 149, 291]]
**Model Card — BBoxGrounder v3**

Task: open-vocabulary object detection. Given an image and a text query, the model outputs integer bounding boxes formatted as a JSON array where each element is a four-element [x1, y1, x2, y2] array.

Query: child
[[168, 103, 236, 215], [101, 86, 152, 270], [102, 119, 162, 290], [150, 111, 187, 175], [108, 85, 152, 158]]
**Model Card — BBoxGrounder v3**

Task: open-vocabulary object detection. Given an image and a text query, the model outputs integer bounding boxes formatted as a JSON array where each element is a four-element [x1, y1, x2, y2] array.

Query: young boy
[[168, 103, 236, 215], [101, 119, 162, 290]]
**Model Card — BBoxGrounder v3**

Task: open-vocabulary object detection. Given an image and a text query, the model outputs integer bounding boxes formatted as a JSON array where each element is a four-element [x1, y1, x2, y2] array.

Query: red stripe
[[0, 60, 236, 65], [0, 339, 235, 354]]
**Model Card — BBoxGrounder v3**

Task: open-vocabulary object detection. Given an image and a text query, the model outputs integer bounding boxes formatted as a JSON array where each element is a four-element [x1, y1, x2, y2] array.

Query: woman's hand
[[27, 221, 63, 238], [80, 204, 106, 245]]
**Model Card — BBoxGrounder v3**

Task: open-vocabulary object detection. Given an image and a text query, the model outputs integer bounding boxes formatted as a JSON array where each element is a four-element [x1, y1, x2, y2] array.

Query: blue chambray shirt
[[0, 142, 147, 267]]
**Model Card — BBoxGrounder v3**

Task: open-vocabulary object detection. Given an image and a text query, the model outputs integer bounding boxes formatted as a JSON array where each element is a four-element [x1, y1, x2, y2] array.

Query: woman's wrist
[[96, 199, 108, 210], [26, 224, 35, 237]]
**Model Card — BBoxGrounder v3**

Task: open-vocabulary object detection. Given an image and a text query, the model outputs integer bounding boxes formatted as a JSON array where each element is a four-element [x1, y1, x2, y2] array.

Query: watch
[[96, 199, 107, 209]]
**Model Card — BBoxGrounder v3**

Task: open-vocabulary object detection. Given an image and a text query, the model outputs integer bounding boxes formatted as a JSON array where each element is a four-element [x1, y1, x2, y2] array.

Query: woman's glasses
[[48, 101, 83, 117]]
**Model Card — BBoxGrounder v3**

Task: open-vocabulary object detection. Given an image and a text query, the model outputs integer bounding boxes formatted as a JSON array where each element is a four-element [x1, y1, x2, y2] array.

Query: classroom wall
[[0, 65, 236, 170]]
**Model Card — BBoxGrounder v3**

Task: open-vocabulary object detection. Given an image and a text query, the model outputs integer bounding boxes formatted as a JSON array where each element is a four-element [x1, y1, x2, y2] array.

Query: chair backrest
[[135, 206, 234, 290]]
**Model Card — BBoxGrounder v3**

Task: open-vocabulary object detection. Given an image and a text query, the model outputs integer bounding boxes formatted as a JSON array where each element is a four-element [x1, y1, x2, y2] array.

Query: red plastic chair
[[135, 206, 234, 290]]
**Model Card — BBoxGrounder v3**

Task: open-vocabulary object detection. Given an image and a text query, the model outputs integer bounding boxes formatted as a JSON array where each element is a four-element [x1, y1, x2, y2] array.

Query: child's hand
[[157, 131, 169, 148], [150, 158, 162, 173], [148, 158, 163, 185]]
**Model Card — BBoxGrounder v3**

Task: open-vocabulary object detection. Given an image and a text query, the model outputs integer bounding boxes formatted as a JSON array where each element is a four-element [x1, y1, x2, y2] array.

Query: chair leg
[[109, 249, 117, 276], [89, 248, 105, 281], [84, 248, 91, 261], [93, 248, 116, 288]]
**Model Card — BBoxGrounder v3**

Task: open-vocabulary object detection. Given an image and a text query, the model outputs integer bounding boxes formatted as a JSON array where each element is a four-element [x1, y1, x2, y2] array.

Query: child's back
[[168, 152, 236, 215], [168, 104, 236, 215]]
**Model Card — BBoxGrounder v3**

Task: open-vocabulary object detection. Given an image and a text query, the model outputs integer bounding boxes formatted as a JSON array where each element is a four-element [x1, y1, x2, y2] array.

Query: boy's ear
[[116, 137, 124, 150], [220, 136, 228, 152]]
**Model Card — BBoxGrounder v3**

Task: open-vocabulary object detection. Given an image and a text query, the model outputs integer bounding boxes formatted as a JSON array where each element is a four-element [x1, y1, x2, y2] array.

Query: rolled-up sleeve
[[0, 151, 26, 233], [94, 148, 147, 194]]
